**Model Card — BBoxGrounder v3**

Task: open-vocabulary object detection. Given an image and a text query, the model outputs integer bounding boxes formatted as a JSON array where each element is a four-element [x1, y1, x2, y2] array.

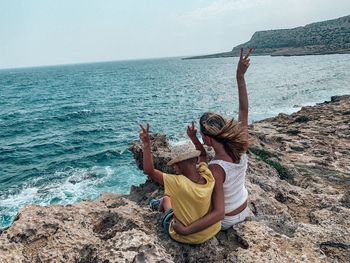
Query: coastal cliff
[[185, 15, 350, 59], [0, 95, 349, 262]]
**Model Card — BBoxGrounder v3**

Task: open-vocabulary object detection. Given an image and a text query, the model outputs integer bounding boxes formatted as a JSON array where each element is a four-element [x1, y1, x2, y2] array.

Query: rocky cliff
[[0, 95, 349, 262], [185, 15, 350, 59]]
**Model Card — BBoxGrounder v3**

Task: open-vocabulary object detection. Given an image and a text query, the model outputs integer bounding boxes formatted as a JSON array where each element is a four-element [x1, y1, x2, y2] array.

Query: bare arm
[[172, 165, 225, 235], [187, 121, 207, 163], [139, 124, 164, 185], [236, 48, 253, 148]]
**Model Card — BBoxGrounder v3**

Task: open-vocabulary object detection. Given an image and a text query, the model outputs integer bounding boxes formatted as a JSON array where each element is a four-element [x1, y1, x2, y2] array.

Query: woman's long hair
[[200, 112, 248, 162]]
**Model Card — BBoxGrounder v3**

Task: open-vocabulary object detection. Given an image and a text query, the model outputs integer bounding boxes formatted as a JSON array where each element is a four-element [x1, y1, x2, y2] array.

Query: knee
[[163, 196, 171, 205], [161, 195, 172, 211]]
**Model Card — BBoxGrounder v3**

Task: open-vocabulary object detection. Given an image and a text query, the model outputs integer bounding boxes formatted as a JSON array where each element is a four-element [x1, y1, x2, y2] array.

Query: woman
[[172, 48, 253, 233]]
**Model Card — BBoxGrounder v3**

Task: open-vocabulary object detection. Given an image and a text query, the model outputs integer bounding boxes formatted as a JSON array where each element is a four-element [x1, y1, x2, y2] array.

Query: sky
[[0, 0, 349, 69]]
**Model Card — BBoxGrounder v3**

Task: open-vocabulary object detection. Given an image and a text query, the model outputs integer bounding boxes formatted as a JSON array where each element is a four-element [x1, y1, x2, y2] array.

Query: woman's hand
[[139, 123, 151, 146], [172, 217, 189, 235], [187, 121, 198, 140], [237, 48, 253, 78]]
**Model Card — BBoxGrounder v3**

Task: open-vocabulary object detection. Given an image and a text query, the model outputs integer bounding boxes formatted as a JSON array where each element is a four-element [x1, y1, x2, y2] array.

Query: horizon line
[[0, 52, 216, 71]]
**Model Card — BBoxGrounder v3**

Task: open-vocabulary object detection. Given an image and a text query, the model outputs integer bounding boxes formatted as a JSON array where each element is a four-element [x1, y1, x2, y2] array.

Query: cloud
[[181, 0, 272, 22]]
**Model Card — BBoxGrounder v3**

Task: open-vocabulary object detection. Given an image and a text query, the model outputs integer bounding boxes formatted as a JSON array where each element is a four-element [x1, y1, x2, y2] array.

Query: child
[[139, 124, 221, 244], [172, 48, 253, 235]]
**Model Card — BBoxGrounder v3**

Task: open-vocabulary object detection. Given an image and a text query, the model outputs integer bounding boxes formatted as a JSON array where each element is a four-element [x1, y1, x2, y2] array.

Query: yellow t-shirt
[[163, 162, 221, 244]]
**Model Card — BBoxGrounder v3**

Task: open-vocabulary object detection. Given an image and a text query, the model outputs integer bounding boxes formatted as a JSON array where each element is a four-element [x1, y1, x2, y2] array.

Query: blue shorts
[[161, 208, 174, 235]]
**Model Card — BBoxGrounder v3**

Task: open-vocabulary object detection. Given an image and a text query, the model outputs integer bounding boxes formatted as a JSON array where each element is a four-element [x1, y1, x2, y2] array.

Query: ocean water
[[0, 54, 349, 228]]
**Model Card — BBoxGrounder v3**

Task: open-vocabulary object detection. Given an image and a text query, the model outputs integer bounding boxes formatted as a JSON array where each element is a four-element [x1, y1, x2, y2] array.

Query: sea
[[1, 54, 349, 229]]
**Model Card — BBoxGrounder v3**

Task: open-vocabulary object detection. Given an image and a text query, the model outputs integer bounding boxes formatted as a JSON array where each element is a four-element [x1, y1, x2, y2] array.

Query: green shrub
[[249, 148, 273, 159], [250, 147, 293, 181], [265, 160, 293, 180]]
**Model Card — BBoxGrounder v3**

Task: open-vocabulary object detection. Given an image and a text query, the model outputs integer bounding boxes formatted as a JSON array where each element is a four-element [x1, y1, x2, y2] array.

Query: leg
[[221, 207, 250, 230], [159, 196, 172, 212], [160, 197, 174, 235]]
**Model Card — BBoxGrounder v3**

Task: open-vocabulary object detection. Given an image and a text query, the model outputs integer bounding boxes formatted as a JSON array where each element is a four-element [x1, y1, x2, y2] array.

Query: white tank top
[[209, 154, 248, 213]]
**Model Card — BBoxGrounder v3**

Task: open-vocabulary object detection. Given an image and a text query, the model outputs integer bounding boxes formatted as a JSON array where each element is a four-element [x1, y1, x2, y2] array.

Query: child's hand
[[139, 123, 151, 146], [187, 121, 198, 140], [237, 48, 253, 77], [172, 217, 189, 235]]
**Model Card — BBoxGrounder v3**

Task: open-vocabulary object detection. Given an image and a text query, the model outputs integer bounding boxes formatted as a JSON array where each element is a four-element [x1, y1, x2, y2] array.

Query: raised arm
[[139, 124, 164, 185], [236, 48, 253, 144], [172, 165, 225, 235], [236, 48, 253, 127], [187, 121, 207, 163]]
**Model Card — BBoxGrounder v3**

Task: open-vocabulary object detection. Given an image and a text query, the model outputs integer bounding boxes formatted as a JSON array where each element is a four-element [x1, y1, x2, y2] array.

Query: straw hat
[[167, 141, 201, 166]]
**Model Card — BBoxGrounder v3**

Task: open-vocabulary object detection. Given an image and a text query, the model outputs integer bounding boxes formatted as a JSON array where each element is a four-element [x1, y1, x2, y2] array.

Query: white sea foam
[[1, 186, 39, 207], [0, 165, 145, 228]]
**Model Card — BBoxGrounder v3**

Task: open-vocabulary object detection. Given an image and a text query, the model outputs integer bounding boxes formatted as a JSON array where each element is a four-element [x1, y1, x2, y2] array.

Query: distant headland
[[185, 15, 350, 59]]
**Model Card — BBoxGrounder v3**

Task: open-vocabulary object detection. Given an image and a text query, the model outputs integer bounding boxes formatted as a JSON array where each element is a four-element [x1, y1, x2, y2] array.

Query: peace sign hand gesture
[[139, 123, 151, 146], [187, 121, 197, 140], [237, 48, 253, 77]]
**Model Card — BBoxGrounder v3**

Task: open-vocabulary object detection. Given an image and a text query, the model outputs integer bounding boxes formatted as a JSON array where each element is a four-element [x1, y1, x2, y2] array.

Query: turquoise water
[[1, 55, 349, 228]]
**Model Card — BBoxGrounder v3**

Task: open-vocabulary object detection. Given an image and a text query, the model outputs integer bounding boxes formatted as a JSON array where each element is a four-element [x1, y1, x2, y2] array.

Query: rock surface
[[0, 95, 349, 263], [185, 15, 350, 59]]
